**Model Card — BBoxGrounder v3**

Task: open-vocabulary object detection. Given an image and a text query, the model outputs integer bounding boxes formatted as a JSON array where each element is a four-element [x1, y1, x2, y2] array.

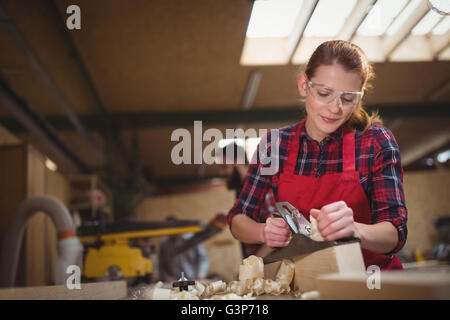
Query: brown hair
[[302, 40, 382, 131]]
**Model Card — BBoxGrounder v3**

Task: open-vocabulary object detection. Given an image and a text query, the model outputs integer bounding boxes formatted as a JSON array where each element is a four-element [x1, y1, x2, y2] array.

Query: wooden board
[[25, 145, 47, 286], [265, 242, 365, 293], [315, 271, 450, 300], [0, 281, 127, 300]]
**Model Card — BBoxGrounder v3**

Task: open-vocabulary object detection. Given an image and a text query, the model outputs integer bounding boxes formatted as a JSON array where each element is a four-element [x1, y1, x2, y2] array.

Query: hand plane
[[264, 202, 360, 264]]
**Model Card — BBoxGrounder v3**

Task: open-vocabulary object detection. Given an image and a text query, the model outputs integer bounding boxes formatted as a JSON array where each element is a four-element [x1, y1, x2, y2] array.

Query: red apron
[[274, 123, 403, 270]]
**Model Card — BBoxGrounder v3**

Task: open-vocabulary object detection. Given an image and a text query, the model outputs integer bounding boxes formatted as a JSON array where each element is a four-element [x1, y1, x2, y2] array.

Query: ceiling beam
[[44, 0, 133, 175], [341, 0, 376, 41], [427, 79, 450, 101], [240, 70, 262, 111], [0, 3, 104, 164], [286, 0, 318, 63], [384, 0, 429, 61], [0, 73, 89, 173], [401, 129, 450, 166], [1, 103, 449, 132]]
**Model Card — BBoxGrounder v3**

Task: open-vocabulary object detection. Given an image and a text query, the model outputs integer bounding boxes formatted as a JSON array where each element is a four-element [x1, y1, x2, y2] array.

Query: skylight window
[[412, 9, 443, 35], [246, 0, 303, 38], [357, 0, 407, 36], [386, 0, 423, 36], [303, 0, 357, 37], [432, 16, 450, 35]]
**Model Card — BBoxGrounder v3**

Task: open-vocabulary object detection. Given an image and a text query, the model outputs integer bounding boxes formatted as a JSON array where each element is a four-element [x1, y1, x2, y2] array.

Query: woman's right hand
[[263, 217, 292, 247]]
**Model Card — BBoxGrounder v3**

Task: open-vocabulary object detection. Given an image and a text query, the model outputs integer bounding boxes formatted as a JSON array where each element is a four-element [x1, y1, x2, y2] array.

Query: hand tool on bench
[[172, 272, 195, 291], [264, 202, 360, 264]]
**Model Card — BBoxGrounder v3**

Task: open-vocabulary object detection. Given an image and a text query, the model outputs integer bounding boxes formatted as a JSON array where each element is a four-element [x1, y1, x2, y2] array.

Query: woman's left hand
[[309, 201, 359, 241]]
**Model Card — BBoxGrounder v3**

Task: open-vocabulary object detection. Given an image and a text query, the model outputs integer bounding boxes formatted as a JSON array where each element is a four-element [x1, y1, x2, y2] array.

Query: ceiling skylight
[[411, 8, 443, 35], [432, 16, 450, 35], [386, 0, 423, 36], [303, 0, 356, 37], [357, 0, 407, 36], [242, 0, 449, 65], [246, 0, 303, 38]]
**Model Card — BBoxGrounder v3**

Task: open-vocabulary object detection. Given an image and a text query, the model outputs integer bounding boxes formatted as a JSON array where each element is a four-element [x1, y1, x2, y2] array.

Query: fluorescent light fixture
[[412, 9, 443, 35], [45, 158, 58, 171], [437, 149, 450, 163], [432, 15, 450, 35], [217, 137, 261, 163], [386, 0, 423, 36], [246, 0, 303, 38], [357, 0, 407, 36], [303, 0, 356, 37], [218, 138, 245, 149], [245, 137, 262, 162]]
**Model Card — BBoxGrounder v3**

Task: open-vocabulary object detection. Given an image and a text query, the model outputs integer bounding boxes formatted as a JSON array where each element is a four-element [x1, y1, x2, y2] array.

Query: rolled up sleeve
[[227, 131, 275, 228], [370, 127, 408, 254]]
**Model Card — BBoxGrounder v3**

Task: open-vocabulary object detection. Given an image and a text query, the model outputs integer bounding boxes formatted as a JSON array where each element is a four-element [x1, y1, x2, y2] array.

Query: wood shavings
[[206, 293, 254, 300], [171, 290, 200, 300], [239, 255, 264, 280], [143, 282, 172, 300], [264, 279, 282, 295], [310, 216, 324, 241], [143, 256, 299, 300], [234, 279, 254, 296], [276, 259, 295, 285], [252, 278, 265, 296], [202, 280, 226, 297], [300, 290, 320, 300], [226, 281, 239, 294], [189, 281, 206, 297]]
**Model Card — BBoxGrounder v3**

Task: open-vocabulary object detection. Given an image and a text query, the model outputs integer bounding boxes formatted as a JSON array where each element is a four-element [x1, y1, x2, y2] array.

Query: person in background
[[227, 40, 407, 270], [158, 217, 209, 282], [219, 142, 276, 258]]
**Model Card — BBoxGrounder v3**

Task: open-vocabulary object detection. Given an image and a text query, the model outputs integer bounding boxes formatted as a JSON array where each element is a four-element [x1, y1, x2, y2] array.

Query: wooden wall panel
[[0, 146, 26, 242], [25, 146, 47, 286], [403, 169, 450, 253], [0, 125, 21, 145]]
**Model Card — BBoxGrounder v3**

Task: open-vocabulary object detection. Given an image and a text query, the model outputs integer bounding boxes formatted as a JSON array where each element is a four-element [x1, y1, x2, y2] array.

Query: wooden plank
[[0, 145, 27, 286], [0, 281, 127, 300], [265, 242, 365, 293], [25, 145, 47, 286], [315, 271, 450, 300]]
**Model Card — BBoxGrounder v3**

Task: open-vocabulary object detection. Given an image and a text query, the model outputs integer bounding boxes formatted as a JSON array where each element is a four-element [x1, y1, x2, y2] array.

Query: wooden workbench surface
[[0, 280, 127, 300]]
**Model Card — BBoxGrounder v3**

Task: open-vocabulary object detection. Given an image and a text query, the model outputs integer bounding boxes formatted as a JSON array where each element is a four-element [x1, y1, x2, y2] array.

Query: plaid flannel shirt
[[240, 190, 276, 258], [227, 119, 408, 255]]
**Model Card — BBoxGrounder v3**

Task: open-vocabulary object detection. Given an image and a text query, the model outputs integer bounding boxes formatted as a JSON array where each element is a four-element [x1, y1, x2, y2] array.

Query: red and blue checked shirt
[[227, 119, 408, 255], [240, 190, 276, 258]]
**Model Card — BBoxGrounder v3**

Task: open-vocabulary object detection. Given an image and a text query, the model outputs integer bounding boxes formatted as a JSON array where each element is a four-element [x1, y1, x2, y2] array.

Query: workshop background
[[0, 0, 449, 292]]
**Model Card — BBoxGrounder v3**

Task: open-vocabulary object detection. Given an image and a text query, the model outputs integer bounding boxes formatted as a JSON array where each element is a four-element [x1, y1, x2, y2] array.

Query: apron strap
[[284, 122, 302, 174], [343, 128, 356, 172]]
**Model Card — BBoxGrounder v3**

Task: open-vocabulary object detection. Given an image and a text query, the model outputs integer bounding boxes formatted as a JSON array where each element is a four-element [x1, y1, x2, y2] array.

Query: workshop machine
[[77, 213, 227, 282]]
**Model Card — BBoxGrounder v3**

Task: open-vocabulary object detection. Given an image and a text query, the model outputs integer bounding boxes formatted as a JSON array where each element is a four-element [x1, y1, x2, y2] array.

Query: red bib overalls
[[274, 123, 403, 270]]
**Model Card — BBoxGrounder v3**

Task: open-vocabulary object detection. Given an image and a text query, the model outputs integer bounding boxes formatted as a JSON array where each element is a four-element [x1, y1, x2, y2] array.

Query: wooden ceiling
[[0, 0, 449, 182]]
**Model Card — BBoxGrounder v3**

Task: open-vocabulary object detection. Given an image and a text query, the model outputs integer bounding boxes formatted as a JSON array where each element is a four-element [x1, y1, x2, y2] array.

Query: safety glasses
[[307, 80, 364, 108]]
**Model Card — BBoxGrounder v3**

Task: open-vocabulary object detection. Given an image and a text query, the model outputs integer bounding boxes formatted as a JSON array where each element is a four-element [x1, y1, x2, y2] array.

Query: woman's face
[[298, 63, 363, 142]]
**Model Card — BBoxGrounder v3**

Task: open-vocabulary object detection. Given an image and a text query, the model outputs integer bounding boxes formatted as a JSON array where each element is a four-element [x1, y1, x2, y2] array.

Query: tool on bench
[[172, 272, 195, 291]]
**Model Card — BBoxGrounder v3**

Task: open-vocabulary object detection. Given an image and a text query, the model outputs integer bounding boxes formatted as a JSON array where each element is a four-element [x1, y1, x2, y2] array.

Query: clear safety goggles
[[307, 80, 364, 108]]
